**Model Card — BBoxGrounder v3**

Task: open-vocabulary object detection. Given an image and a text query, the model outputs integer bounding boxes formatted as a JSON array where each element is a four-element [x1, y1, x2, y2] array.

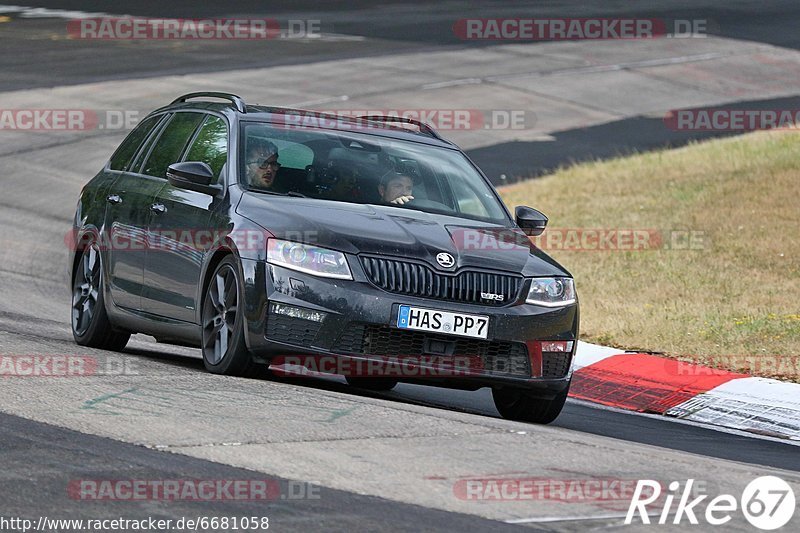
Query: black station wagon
[[69, 92, 579, 423]]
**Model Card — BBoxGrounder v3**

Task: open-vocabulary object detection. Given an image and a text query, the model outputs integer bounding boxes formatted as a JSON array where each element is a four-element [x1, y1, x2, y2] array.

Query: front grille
[[265, 312, 323, 347], [332, 324, 530, 377], [361, 256, 521, 306], [542, 352, 572, 379]]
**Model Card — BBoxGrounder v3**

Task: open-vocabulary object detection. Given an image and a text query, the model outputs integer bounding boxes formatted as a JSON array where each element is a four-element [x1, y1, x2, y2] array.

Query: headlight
[[267, 239, 352, 280], [526, 277, 576, 307]]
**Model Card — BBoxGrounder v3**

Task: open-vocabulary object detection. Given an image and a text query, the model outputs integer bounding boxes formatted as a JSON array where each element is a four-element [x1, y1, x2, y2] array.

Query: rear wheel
[[492, 383, 570, 424], [201, 256, 257, 376], [345, 377, 398, 391], [71, 243, 130, 351]]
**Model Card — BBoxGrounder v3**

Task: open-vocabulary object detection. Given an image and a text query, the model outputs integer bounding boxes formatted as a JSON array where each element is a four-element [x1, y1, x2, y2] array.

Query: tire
[[345, 376, 398, 391], [201, 255, 257, 376], [492, 383, 570, 424], [71, 243, 130, 351]]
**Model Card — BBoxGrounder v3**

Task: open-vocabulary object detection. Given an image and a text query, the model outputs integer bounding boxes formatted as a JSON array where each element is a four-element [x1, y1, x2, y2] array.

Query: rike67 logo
[[626, 476, 795, 530]]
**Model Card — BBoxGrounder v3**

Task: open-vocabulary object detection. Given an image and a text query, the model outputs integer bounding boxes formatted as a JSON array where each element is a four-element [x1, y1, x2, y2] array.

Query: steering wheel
[[401, 198, 449, 210]]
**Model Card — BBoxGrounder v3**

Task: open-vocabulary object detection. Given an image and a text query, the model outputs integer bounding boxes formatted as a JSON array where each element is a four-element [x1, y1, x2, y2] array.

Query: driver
[[378, 171, 414, 205], [245, 138, 281, 189]]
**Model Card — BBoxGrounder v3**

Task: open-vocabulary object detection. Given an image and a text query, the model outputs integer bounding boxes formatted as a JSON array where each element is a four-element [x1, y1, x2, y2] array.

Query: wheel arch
[[69, 225, 103, 289], [197, 237, 245, 325]]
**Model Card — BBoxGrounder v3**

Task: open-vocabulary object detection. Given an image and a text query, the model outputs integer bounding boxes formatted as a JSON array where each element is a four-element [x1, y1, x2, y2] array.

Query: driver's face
[[247, 151, 279, 188], [381, 176, 413, 202]]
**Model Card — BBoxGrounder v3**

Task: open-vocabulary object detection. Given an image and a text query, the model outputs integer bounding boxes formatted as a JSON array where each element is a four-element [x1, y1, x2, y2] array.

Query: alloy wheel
[[202, 264, 239, 365], [71, 244, 101, 336]]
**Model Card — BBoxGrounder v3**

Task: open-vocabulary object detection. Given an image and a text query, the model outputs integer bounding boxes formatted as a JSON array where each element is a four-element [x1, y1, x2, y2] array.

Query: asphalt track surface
[[4, 1, 800, 178], [3, 0, 800, 91], [0, 412, 530, 533], [1, 1, 799, 530]]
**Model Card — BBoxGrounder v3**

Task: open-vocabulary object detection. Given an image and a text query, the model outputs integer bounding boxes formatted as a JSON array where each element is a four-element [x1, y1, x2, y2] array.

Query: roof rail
[[170, 92, 247, 113], [356, 114, 443, 140]]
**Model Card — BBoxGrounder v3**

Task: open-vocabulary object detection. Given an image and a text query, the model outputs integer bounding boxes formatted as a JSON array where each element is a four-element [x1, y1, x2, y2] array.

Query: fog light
[[270, 303, 326, 322], [540, 341, 574, 353]]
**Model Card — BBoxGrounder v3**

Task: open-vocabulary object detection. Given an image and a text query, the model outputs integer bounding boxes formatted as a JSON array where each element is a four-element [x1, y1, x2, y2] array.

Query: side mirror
[[515, 206, 548, 236], [167, 162, 222, 196]]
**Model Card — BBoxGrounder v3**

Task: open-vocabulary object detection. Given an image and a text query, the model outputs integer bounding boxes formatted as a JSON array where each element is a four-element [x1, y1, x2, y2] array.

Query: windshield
[[240, 121, 510, 224]]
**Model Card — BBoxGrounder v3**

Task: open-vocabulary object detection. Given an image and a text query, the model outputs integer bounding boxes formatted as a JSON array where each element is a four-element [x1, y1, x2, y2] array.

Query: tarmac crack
[[151, 428, 507, 451]]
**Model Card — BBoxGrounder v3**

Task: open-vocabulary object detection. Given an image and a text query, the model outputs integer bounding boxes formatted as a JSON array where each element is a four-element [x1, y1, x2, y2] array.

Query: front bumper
[[240, 258, 578, 392]]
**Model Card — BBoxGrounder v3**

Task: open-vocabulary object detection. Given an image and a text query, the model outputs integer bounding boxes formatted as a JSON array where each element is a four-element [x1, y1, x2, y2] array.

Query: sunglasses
[[247, 157, 281, 169]]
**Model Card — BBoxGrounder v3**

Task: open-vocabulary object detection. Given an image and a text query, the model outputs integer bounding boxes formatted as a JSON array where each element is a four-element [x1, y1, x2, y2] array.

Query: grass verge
[[498, 131, 800, 381]]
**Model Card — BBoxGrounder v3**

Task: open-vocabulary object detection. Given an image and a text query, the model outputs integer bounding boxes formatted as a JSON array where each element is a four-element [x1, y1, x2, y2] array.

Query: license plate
[[396, 305, 489, 339]]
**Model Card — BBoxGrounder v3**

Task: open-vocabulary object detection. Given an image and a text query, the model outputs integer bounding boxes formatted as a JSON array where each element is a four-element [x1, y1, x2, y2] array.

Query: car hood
[[236, 193, 570, 277]]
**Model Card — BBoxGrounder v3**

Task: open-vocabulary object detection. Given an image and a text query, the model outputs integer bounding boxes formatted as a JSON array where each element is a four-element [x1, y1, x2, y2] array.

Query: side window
[[185, 116, 228, 183], [108, 115, 161, 171], [141, 112, 205, 178]]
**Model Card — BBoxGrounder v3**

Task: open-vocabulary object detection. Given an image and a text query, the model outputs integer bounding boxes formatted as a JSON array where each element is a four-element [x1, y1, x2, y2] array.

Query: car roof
[[151, 93, 458, 150]]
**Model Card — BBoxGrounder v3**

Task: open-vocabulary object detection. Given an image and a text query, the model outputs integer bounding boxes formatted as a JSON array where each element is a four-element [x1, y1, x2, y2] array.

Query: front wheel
[[71, 243, 130, 351], [201, 256, 256, 376], [492, 383, 570, 424]]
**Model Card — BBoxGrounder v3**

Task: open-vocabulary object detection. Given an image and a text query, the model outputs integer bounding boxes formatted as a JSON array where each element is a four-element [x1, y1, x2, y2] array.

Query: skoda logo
[[436, 252, 455, 268]]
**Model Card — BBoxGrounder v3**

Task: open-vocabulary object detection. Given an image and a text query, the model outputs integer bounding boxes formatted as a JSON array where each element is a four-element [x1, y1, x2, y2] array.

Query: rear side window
[[130, 114, 169, 173], [141, 112, 205, 178], [108, 115, 161, 171], [185, 116, 228, 183]]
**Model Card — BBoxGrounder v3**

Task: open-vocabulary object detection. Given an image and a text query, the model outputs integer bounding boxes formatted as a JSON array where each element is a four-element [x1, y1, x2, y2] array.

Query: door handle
[[106, 194, 122, 205], [150, 203, 167, 214]]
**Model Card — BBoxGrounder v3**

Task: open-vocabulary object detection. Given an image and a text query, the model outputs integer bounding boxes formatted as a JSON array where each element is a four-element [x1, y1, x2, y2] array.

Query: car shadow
[[121, 345, 495, 417]]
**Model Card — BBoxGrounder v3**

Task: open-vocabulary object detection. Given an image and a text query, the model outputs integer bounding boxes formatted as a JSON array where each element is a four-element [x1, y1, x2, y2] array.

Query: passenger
[[378, 171, 414, 205], [245, 138, 281, 189]]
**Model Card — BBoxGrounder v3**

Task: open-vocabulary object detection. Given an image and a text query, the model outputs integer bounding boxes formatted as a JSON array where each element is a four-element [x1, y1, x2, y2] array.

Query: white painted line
[[505, 512, 651, 524], [0, 5, 29, 14], [573, 340, 623, 370], [280, 32, 365, 42], [3, 6, 117, 18]]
